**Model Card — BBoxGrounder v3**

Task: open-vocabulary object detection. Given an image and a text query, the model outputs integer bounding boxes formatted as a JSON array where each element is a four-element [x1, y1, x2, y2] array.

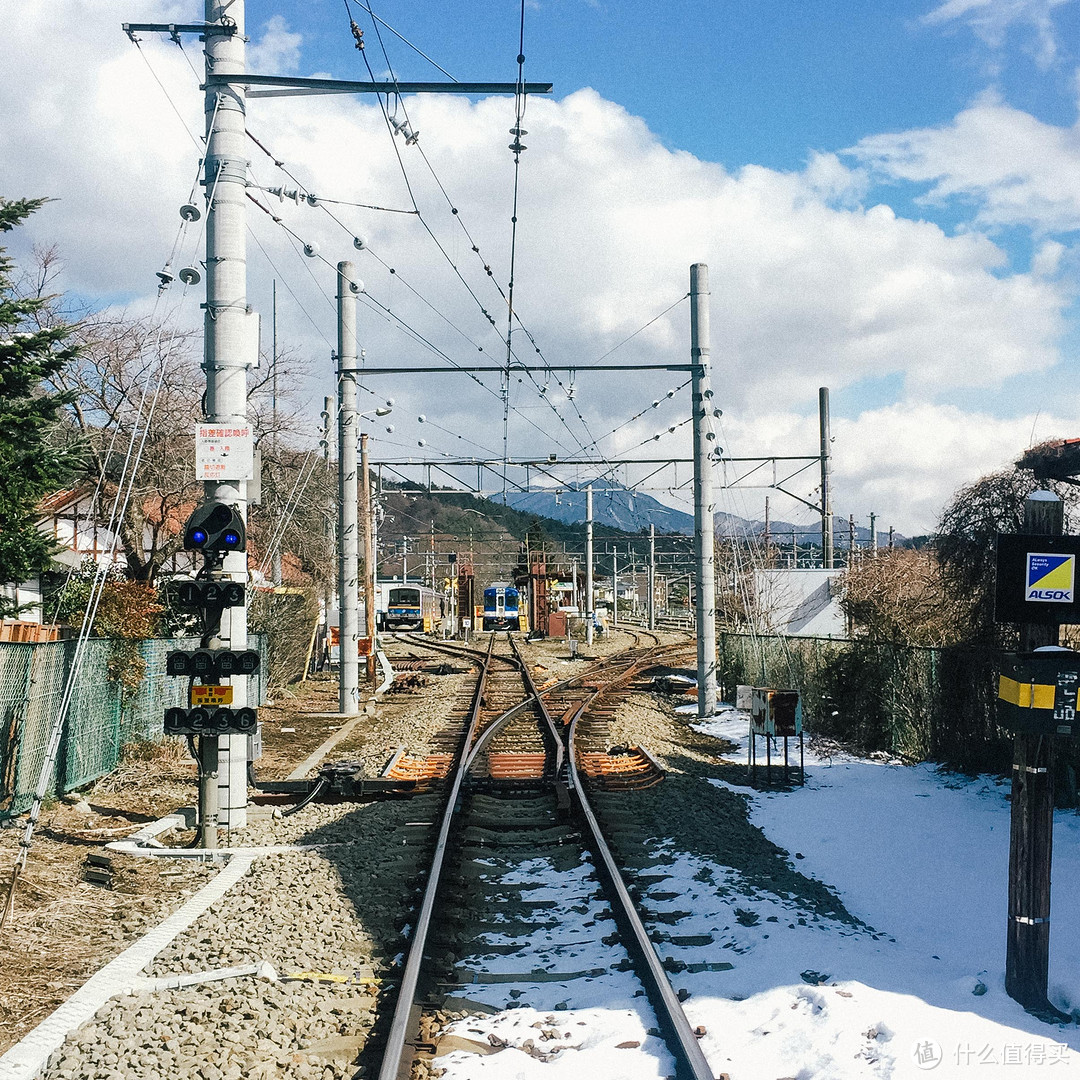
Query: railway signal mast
[[198, 1, 252, 832], [122, 0, 551, 830]]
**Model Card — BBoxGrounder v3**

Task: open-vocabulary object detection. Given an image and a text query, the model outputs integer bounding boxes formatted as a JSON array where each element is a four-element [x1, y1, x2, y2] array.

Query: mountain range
[[502, 482, 903, 545]]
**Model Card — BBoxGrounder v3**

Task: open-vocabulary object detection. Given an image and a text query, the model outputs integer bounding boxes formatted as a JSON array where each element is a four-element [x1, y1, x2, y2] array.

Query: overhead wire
[[244, 135, 507, 366], [341, 0, 599, 466], [244, 185, 577, 453], [155, 7, 658, 515], [143, 14, 587, 473]]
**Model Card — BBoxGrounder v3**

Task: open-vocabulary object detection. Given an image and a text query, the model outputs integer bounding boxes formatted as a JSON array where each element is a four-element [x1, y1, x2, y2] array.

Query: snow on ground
[[682, 709, 1080, 1079], [435, 851, 674, 1079], [437, 708, 1080, 1079]]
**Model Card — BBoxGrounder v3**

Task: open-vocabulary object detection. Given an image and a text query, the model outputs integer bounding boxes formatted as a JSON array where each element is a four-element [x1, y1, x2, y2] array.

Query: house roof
[[37, 484, 96, 514]]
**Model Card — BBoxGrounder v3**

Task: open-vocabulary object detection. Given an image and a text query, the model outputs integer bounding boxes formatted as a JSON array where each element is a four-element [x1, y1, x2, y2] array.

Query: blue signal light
[[190, 528, 208, 546], [224, 531, 240, 547]]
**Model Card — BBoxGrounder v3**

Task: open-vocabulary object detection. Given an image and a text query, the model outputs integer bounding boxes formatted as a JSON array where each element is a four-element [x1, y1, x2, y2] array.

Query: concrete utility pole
[[870, 511, 878, 554], [648, 524, 656, 632], [204, 0, 248, 831], [336, 262, 360, 716], [1006, 490, 1062, 1015], [612, 547, 619, 628], [819, 387, 833, 569], [585, 485, 594, 647], [118, 8, 549, 843], [690, 263, 718, 718], [361, 433, 377, 682], [764, 496, 771, 566]]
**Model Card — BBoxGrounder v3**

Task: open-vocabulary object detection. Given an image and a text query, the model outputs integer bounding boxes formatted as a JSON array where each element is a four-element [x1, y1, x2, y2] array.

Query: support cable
[[245, 190, 575, 452], [2, 288, 194, 929], [340, 0, 597, 462]]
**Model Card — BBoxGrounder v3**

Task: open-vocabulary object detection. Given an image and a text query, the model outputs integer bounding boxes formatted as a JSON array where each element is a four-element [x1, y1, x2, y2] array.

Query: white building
[[751, 568, 847, 638]]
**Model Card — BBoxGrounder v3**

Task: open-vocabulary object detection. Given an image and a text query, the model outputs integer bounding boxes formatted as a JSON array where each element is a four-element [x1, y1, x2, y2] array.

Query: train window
[[390, 588, 420, 605]]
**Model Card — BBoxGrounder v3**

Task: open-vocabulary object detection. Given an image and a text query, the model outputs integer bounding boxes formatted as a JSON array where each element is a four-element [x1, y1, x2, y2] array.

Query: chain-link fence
[[716, 631, 1012, 772], [0, 634, 267, 818]]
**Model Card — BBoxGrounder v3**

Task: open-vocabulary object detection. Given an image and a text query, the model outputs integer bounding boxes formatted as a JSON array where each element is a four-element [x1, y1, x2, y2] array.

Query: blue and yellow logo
[[1026, 552, 1075, 603]]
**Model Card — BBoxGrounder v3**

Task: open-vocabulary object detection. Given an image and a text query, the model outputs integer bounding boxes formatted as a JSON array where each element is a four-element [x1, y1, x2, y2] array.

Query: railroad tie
[[486, 752, 547, 779], [577, 747, 665, 790], [383, 753, 454, 782]]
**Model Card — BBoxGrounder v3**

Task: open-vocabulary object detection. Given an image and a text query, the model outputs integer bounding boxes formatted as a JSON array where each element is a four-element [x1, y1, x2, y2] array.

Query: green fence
[[0, 634, 267, 818], [716, 631, 1012, 773]]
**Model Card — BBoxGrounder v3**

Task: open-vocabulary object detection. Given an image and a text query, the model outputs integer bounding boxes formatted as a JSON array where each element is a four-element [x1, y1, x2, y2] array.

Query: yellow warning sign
[[192, 685, 233, 706]]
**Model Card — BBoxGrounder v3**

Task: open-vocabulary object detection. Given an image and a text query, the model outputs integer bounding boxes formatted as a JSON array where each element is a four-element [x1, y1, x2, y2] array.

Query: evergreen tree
[[0, 198, 79, 615]]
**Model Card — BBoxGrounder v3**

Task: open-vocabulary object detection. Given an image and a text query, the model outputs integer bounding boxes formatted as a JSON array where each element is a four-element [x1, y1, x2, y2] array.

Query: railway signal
[[183, 500, 246, 559], [173, 579, 245, 609], [164, 706, 258, 737], [166, 648, 260, 679]]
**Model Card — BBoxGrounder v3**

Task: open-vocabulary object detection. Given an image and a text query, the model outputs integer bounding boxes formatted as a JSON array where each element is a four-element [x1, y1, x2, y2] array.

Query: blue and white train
[[482, 583, 521, 632]]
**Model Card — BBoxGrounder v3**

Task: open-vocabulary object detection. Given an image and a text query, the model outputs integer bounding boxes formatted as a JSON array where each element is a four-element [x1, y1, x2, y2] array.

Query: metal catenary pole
[[1006, 490, 1062, 1015], [648, 523, 656, 631], [612, 547, 619, 628], [585, 485, 594, 647], [819, 386, 833, 569], [204, 0, 248, 831], [336, 262, 360, 715], [361, 432, 377, 682], [690, 263, 718, 718]]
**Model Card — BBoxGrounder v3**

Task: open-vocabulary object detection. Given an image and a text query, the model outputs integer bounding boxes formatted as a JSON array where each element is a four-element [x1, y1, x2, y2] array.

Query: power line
[[341, 0, 597, 465]]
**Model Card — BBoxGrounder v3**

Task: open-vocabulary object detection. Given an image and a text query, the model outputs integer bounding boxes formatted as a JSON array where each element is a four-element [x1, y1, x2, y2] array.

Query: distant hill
[[502, 482, 904, 545], [504, 483, 695, 534], [375, 479, 905, 566]]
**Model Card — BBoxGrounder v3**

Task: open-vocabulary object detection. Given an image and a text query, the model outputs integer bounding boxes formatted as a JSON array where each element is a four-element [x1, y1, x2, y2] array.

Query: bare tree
[[839, 547, 957, 647], [936, 466, 1078, 644], [23, 248, 312, 585]]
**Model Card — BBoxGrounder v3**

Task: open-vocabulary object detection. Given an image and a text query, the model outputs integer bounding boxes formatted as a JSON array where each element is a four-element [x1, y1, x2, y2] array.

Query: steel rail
[[375, 634, 494, 1080], [566, 668, 717, 1080], [393, 632, 516, 671], [377, 633, 711, 1079]]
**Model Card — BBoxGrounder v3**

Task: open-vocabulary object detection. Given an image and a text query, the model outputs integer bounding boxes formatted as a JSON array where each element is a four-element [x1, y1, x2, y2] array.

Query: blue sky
[[245, 0, 1077, 172], [2, 0, 1080, 533]]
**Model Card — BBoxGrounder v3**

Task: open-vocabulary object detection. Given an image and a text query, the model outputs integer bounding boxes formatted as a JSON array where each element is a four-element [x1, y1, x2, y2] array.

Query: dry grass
[[0, 675, 354, 1053], [0, 735, 223, 1052], [0, 800, 214, 1052]]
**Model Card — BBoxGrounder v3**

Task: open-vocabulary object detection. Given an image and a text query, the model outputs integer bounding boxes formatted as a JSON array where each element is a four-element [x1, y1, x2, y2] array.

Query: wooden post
[[1006, 490, 1062, 1015]]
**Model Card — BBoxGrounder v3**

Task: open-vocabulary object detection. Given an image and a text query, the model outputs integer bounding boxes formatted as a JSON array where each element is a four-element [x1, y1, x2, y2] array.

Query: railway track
[[374, 631, 714, 1080], [15, 629, 706, 1080]]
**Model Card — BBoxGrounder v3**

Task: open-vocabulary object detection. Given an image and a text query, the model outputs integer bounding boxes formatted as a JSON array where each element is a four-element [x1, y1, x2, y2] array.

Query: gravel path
[[41, 794, 443, 1080], [31, 627, 836, 1080]]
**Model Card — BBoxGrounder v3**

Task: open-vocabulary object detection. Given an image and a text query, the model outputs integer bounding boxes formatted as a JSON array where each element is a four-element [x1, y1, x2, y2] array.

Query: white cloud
[[848, 90, 1080, 233], [1, 2, 1075, 534], [248, 15, 302, 74], [923, 0, 1075, 68], [716, 403, 1073, 534]]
